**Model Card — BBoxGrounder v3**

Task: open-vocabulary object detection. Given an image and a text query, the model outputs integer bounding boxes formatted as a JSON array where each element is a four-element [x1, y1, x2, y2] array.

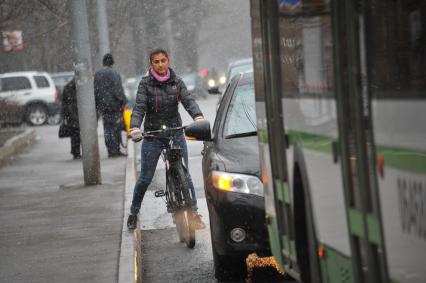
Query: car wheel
[[27, 104, 48, 126], [212, 242, 246, 282], [47, 113, 62, 125]]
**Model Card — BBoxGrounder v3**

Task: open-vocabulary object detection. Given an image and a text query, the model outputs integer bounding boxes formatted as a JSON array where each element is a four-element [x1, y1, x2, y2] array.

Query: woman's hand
[[130, 128, 142, 142], [194, 116, 204, 121]]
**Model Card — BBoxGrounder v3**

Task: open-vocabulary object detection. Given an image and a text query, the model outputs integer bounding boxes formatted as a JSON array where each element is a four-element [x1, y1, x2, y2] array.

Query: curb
[[118, 141, 142, 283], [0, 128, 36, 166]]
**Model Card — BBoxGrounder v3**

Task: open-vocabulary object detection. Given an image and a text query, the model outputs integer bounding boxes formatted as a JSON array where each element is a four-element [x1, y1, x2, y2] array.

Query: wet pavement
[[0, 125, 126, 283], [0, 96, 290, 283], [141, 228, 216, 283]]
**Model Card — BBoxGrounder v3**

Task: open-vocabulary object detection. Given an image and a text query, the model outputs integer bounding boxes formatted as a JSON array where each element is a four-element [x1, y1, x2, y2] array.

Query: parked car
[[209, 58, 254, 109], [181, 72, 208, 99], [201, 71, 270, 281], [0, 71, 60, 125], [224, 58, 253, 90], [123, 76, 140, 108], [50, 71, 74, 98]]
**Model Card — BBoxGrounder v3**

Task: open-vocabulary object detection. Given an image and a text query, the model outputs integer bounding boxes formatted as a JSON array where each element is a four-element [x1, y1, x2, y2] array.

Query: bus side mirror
[[185, 120, 212, 141]]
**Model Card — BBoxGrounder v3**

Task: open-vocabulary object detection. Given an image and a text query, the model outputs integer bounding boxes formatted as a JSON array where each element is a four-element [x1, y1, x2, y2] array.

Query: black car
[[201, 71, 269, 280]]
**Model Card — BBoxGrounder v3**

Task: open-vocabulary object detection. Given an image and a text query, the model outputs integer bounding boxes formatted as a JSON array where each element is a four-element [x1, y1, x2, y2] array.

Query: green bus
[[250, 0, 425, 282]]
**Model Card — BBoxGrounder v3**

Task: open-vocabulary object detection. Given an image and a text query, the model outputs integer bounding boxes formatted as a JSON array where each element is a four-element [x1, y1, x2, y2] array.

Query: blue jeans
[[130, 134, 198, 215], [102, 112, 121, 155]]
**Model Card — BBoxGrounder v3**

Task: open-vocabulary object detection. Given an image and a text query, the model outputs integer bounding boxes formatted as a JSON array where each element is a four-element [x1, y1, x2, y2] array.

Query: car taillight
[[54, 90, 59, 101]]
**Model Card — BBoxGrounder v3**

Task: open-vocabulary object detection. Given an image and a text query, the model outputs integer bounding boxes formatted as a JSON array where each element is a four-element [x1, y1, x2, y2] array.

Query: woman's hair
[[149, 48, 169, 64]]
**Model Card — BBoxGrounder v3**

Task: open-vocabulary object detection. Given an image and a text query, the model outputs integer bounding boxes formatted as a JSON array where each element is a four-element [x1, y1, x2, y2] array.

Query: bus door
[[254, 1, 354, 281], [276, 1, 354, 282], [332, 0, 391, 282], [362, 1, 426, 282], [251, 0, 297, 278]]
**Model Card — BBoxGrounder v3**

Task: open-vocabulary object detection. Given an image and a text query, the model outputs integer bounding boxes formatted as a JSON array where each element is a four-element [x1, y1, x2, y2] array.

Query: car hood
[[216, 135, 260, 177]]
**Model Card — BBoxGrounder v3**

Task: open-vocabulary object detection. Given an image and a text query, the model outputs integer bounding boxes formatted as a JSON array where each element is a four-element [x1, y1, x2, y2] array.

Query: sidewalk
[[0, 125, 130, 283], [0, 127, 36, 167]]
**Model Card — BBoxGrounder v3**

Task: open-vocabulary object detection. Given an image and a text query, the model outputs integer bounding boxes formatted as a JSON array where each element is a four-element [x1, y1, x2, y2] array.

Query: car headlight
[[208, 79, 216, 87], [211, 171, 263, 197], [219, 76, 226, 84]]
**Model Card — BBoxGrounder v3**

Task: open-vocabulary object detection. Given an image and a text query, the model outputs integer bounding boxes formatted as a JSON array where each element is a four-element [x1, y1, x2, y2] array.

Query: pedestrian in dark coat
[[61, 77, 81, 159], [94, 53, 127, 157]]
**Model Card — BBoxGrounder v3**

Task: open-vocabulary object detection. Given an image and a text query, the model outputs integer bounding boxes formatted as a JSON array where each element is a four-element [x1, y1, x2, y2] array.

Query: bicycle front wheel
[[175, 208, 195, 248]]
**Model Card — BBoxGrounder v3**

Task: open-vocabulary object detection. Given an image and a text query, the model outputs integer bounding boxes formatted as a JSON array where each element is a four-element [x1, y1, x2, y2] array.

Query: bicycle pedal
[[154, 190, 165, 197]]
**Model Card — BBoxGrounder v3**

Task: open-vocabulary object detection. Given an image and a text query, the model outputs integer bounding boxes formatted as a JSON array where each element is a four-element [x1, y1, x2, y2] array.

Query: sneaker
[[127, 214, 137, 230], [193, 213, 206, 230], [73, 154, 81, 160]]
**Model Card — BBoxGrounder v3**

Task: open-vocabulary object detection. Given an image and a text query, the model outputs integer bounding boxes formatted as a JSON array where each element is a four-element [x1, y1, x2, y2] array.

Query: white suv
[[0, 71, 60, 125]]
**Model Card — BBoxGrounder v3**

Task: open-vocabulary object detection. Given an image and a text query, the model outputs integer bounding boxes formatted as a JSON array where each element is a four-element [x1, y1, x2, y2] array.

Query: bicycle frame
[[143, 126, 193, 212]]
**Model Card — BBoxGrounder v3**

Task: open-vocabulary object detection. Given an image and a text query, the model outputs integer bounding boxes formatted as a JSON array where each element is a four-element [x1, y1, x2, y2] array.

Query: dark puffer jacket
[[61, 79, 79, 129], [130, 69, 203, 131], [94, 66, 127, 114]]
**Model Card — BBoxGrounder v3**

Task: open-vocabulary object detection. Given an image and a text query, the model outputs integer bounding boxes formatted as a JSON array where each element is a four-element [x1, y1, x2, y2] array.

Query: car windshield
[[223, 82, 256, 138], [228, 63, 253, 82]]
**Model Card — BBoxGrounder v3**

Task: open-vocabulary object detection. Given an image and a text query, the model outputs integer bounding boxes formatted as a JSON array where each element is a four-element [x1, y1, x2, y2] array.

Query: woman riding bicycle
[[127, 48, 206, 230]]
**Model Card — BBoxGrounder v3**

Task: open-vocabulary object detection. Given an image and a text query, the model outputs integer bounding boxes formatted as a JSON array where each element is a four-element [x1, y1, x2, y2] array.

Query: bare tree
[[0, 0, 225, 77]]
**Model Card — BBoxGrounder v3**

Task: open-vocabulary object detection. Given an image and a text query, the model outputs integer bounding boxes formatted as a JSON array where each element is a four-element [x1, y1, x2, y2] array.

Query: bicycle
[[140, 125, 196, 248]]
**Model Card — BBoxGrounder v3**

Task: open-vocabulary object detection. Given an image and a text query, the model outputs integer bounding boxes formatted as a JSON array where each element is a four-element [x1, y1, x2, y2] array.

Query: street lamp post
[[70, 0, 102, 185], [96, 0, 110, 58]]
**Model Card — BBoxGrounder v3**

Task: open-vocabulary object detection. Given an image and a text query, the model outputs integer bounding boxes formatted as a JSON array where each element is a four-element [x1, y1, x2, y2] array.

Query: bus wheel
[[294, 165, 321, 283]]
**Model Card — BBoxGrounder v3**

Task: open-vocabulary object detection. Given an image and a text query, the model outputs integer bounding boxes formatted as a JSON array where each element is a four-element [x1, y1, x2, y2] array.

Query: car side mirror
[[208, 86, 221, 95], [185, 120, 212, 141]]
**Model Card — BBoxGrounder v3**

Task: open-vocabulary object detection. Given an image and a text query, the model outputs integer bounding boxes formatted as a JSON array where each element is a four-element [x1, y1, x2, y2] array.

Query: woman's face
[[151, 53, 169, 75]]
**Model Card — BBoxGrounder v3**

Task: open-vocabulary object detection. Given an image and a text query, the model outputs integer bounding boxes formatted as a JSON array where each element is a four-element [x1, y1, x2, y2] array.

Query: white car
[[0, 71, 60, 125]]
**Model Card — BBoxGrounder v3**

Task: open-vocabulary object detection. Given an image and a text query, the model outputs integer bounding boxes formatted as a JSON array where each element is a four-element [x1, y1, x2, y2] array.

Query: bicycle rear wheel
[[175, 164, 195, 248]]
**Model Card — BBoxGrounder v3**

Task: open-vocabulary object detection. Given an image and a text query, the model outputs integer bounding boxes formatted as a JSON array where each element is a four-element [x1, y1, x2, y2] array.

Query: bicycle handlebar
[[143, 125, 185, 135], [133, 120, 210, 142], [140, 126, 185, 139]]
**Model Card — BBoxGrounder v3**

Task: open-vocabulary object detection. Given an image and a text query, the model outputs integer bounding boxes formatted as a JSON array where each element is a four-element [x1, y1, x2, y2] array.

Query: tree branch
[[34, 0, 66, 20]]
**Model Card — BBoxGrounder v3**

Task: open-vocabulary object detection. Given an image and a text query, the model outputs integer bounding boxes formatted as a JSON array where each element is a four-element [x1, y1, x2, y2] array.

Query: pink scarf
[[150, 68, 170, 82]]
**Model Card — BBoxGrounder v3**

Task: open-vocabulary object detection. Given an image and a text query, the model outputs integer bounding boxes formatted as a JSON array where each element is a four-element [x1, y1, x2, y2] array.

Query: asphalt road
[[137, 96, 290, 282]]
